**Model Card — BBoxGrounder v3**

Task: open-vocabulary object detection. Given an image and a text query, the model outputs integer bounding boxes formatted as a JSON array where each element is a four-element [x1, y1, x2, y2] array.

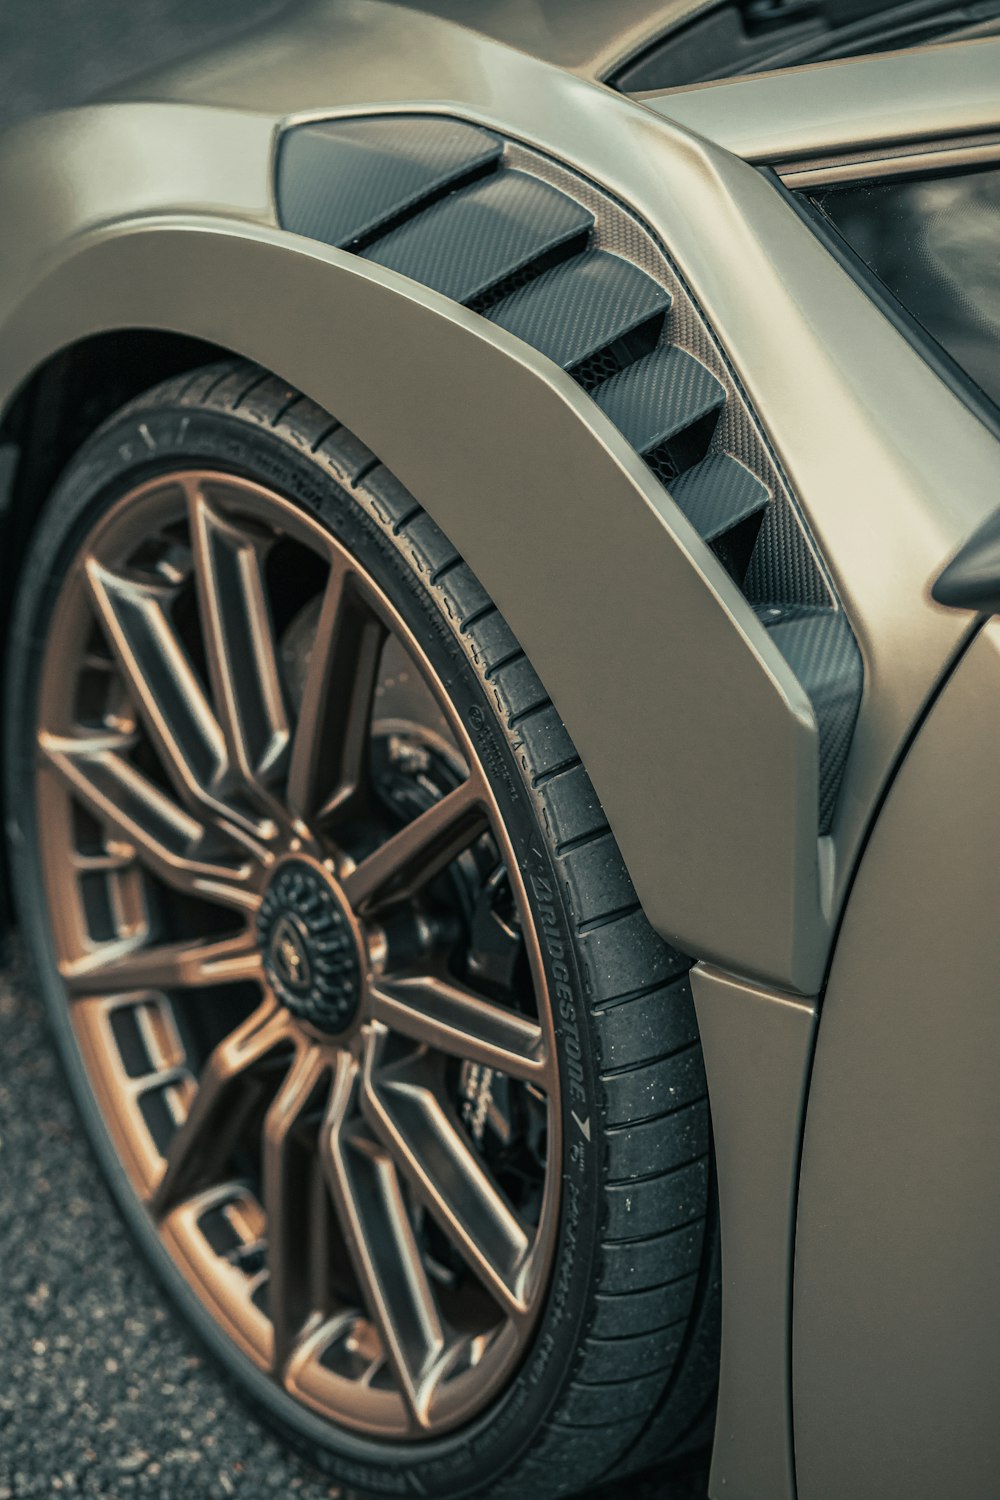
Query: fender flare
[[0, 207, 823, 988]]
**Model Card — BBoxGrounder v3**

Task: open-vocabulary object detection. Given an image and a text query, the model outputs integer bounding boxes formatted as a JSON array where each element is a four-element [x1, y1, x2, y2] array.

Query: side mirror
[[933, 509, 1000, 615]]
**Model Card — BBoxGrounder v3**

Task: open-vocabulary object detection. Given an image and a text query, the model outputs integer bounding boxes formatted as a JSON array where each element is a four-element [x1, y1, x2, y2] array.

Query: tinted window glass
[[810, 166, 1000, 409]]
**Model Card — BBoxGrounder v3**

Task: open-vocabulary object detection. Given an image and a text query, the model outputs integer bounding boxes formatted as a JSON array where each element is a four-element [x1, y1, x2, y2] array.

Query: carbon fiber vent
[[275, 114, 862, 835]]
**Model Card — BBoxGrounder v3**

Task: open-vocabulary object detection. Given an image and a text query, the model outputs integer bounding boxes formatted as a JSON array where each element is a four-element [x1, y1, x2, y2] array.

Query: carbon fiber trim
[[593, 346, 726, 455], [670, 454, 770, 544], [757, 605, 863, 833], [506, 142, 835, 613], [276, 116, 503, 251], [273, 112, 864, 837], [486, 250, 670, 371], [745, 496, 832, 609], [363, 172, 593, 305]]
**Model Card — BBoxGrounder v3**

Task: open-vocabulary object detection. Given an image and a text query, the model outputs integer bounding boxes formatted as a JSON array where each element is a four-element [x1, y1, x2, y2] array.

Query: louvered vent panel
[[275, 113, 863, 833], [276, 116, 503, 251], [593, 346, 726, 456], [486, 250, 669, 370], [363, 172, 593, 306], [670, 454, 770, 545]]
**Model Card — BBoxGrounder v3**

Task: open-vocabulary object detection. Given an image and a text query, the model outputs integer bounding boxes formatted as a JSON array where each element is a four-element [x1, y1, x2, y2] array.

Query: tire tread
[[96, 361, 716, 1496]]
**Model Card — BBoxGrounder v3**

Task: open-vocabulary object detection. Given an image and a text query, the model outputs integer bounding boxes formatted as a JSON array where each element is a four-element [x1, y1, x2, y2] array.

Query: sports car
[[2, 3, 999, 1497]]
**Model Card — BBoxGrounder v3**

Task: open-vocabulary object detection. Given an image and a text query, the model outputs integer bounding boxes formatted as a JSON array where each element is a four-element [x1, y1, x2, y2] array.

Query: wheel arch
[[0, 208, 825, 991], [1, 327, 227, 553]]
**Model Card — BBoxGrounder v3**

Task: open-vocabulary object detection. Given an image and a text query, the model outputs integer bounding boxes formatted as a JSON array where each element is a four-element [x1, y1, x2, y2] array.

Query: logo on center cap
[[270, 914, 312, 993], [257, 859, 363, 1034]]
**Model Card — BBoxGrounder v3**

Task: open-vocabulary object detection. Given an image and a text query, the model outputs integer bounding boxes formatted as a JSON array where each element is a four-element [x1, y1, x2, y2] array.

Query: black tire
[[4, 359, 718, 1498]]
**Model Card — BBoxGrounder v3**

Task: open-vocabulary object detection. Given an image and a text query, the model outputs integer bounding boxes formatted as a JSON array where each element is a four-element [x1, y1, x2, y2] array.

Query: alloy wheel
[[34, 470, 561, 1438]]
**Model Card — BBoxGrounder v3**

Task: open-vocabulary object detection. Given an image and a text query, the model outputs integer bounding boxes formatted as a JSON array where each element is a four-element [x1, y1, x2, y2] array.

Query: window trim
[[771, 163, 1000, 445], [777, 132, 1000, 188]]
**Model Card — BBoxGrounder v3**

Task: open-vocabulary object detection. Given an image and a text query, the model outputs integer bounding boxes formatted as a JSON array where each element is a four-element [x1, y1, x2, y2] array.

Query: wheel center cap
[[257, 859, 363, 1034]]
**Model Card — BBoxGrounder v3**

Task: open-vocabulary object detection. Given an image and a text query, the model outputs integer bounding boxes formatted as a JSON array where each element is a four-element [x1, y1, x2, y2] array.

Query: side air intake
[[275, 113, 862, 835]]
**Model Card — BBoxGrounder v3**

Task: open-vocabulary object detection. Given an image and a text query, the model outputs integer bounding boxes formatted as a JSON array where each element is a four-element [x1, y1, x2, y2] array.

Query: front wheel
[[5, 360, 717, 1498]]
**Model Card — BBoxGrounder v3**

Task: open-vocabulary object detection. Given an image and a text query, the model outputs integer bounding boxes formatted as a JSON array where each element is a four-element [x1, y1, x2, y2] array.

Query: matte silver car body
[[1, 5, 998, 1497]]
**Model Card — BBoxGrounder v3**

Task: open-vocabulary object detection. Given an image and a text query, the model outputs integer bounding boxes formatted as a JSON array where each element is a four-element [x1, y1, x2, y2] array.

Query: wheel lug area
[[257, 852, 367, 1039]]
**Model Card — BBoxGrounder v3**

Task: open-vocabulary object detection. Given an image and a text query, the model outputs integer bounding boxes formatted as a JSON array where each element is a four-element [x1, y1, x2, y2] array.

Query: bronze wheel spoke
[[37, 467, 560, 1439], [152, 999, 292, 1216], [39, 731, 258, 912], [362, 1036, 531, 1319], [84, 558, 249, 827], [342, 776, 488, 913], [321, 1054, 447, 1430], [187, 482, 292, 799], [286, 559, 387, 825], [262, 1045, 331, 1374], [61, 930, 263, 996], [370, 973, 549, 1084]]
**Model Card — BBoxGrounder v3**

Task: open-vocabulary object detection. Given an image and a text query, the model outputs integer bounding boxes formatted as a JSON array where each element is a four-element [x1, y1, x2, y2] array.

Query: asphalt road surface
[[0, 5, 711, 1496]]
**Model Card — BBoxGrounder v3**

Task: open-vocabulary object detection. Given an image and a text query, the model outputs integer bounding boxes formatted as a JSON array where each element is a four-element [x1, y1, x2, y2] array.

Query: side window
[[808, 166, 1000, 410]]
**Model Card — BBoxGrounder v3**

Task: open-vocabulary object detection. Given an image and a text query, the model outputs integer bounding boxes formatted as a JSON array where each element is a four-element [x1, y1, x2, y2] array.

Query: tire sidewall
[[4, 398, 606, 1498]]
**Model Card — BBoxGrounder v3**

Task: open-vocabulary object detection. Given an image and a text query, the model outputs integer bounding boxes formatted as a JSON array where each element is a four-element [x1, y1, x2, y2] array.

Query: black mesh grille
[[573, 346, 628, 392], [644, 442, 680, 485], [468, 245, 582, 315]]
